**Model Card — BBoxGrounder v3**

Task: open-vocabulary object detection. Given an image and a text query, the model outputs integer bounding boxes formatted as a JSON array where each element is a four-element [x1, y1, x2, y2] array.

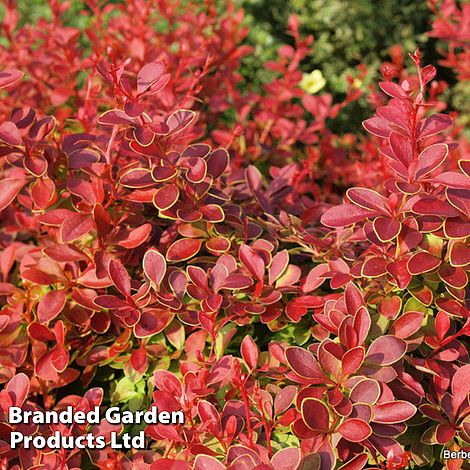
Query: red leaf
[[435, 423, 456, 445], [193, 455, 225, 470], [321, 204, 374, 228], [276, 264, 301, 288], [143, 248, 166, 289], [222, 274, 253, 289], [239, 244, 265, 281], [301, 264, 328, 293], [137, 62, 166, 94], [285, 347, 325, 382], [390, 132, 412, 165], [246, 165, 263, 193], [29, 116, 55, 141], [60, 213, 94, 243], [422, 65, 437, 84], [418, 114, 452, 140], [187, 266, 209, 291], [373, 217, 401, 242], [153, 184, 180, 211], [50, 346, 69, 373], [166, 238, 202, 262], [98, 109, 138, 126], [134, 309, 173, 338], [274, 386, 297, 416], [206, 148, 229, 178], [200, 204, 224, 223], [94, 295, 129, 309], [434, 172, 470, 190], [367, 435, 403, 461], [90, 311, 110, 333], [379, 81, 408, 99], [31, 177, 55, 210], [362, 257, 388, 277], [387, 258, 412, 289], [436, 297, 466, 317], [0, 69, 24, 89], [0, 178, 27, 212], [413, 196, 460, 217], [336, 453, 368, 470], [241, 336, 259, 370], [269, 250, 289, 285], [342, 347, 365, 376], [353, 307, 371, 346], [346, 188, 389, 214], [207, 356, 233, 385], [124, 102, 145, 117], [153, 370, 182, 396], [0, 121, 21, 146], [407, 252, 441, 275], [344, 282, 364, 314], [134, 126, 156, 146], [337, 418, 372, 442], [198, 401, 222, 436], [25, 155, 47, 177], [318, 343, 342, 381], [451, 364, 470, 415], [6, 373, 30, 407], [379, 296, 402, 320], [270, 448, 301, 470], [435, 311, 450, 340], [150, 460, 190, 470], [350, 379, 380, 405], [130, 346, 148, 373], [180, 157, 207, 183], [372, 401, 416, 423], [206, 236, 230, 255], [120, 168, 154, 188], [68, 149, 101, 169], [366, 335, 406, 366], [438, 264, 467, 289], [109, 259, 131, 296], [0, 245, 15, 283], [38, 208, 73, 226], [447, 188, 470, 217], [415, 143, 448, 180], [182, 143, 211, 159], [117, 224, 152, 249], [459, 160, 470, 177], [390, 311, 423, 339], [38, 290, 66, 323], [296, 454, 321, 470], [165, 110, 196, 136], [450, 242, 470, 267], [152, 166, 178, 183], [362, 117, 391, 138], [444, 217, 470, 239], [301, 398, 330, 432]]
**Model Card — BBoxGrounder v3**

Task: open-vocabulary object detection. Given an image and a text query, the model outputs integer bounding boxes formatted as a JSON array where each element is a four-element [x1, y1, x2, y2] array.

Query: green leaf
[[404, 297, 427, 313]]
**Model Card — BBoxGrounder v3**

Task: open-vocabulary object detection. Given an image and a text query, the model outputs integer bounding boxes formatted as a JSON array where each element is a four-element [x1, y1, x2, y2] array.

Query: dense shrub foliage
[[0, 1, 468, 469]]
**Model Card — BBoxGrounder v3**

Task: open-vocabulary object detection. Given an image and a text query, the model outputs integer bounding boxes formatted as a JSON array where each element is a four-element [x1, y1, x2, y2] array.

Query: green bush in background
[[241, 0, 434, 90]]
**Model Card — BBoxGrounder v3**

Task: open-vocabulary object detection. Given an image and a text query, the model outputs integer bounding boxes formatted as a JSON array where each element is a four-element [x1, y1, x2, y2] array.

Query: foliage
[[242, 0, 432, 87], [0, 1, 468, 469]]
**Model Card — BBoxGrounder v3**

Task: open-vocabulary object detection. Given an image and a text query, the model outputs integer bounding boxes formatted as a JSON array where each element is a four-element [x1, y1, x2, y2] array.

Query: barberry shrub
[[0, 1, 469, 470]]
